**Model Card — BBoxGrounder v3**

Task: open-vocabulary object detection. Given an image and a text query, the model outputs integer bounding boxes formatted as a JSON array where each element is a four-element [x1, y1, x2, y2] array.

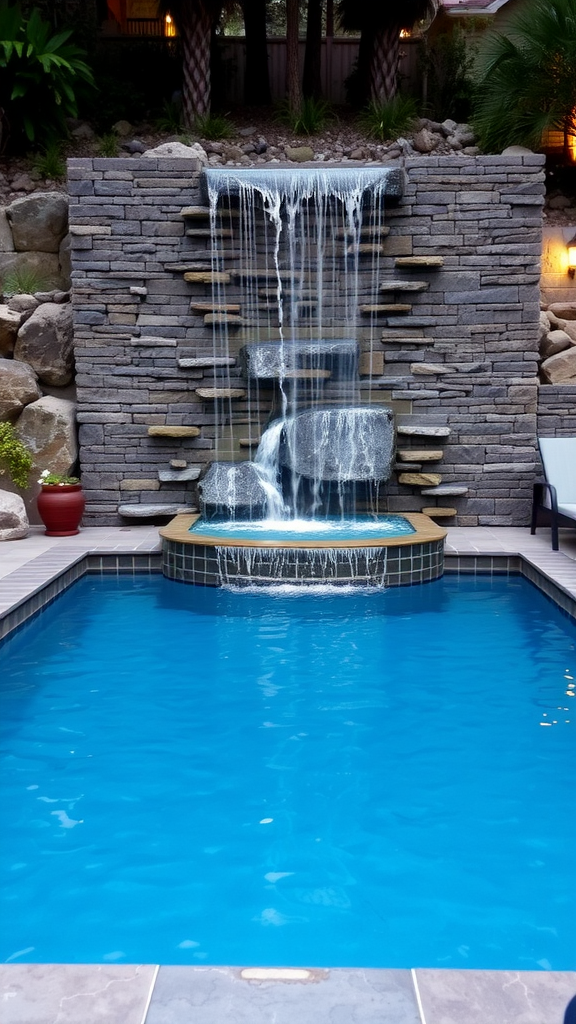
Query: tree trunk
[[180, 4, 212, 126], [370, 23, 400, 104], [303, 0, 323, 99], [243, 0, 271, 105], [286, 0, 302, 114]]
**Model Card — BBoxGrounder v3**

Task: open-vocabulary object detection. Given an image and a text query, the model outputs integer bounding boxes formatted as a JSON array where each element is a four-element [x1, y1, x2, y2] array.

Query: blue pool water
[[188, 514, 416, 543], [0, 575, 575, 970]]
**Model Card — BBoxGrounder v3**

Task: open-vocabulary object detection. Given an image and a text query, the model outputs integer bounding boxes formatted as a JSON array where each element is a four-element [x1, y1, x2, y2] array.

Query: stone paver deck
[[1, 522, 575, 1022]]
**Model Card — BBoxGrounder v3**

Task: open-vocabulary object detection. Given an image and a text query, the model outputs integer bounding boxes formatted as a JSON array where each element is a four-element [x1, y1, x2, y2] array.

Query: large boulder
[[199, 461, 270, 519], [280, 406, 396, 482], [541, 329, 573, 360], [0, 359, 42, 419], [541, 347, 576, 383], [0, 208, 14, 252], [0, 251, 66, 291], [14, 302, 74, 386], [6, 192, 68, 253], [0, 489, 28, 540], [16, 395, 78, 474], [547, 302, 576, 321], [0, 305, 21, 356]]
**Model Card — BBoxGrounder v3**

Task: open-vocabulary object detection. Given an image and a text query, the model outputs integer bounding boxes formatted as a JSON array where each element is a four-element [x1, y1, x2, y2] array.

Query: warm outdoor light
[[164, 13, 176, 36], [568, 239, 576, 277]]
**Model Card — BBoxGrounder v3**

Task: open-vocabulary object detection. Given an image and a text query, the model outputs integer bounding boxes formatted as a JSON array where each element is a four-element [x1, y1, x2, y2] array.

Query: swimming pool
[[1, 574, 574, 970]]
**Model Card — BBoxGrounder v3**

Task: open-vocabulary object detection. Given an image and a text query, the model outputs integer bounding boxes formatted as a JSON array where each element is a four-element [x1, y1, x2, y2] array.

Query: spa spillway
[[160, 513, 446, 588]]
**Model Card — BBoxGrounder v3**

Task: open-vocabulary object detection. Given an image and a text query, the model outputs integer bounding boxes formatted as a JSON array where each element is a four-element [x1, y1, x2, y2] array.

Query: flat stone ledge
[[0, 963, 157, 1024]]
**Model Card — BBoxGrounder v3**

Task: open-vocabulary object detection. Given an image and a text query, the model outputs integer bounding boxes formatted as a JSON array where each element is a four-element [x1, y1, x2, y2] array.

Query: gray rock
[[123, 139, 147, 154], [441, 119, 458, 137], [112, 119, 133, 137], [16, 395, 78, 476], [541, 346, 576, 383], [238, 126, 257, 137], [58, 232, 71, 288], [14, 302, 74, 386], [0, 305, 21, 356], [412, 129, 440, 154], [0, 208, 14, 252], [286, 146, 315, 163], [71, 122, 95, 140], [502, 145, 533, 155], [10, 174, 36, 192], [200, 461, 270, 518], [0, 358, 41, 418], [541, 328, 572, 359], [0, 489, 28, 540], [7, 293, 38, 313], [7, 192, 68, 253], [280, 407, 395, 482], [548, 301, 576, 320], [144, 141, 207, 163]]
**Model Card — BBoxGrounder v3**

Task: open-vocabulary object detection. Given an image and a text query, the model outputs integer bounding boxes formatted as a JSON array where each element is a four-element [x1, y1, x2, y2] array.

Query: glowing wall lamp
[[164, 13, 176, 36], [568, 237, 576, 277]]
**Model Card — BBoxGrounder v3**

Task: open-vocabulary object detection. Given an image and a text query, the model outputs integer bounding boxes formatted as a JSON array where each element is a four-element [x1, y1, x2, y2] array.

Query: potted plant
[[0, 421, 33, 489], [37, 469, 85, 536]]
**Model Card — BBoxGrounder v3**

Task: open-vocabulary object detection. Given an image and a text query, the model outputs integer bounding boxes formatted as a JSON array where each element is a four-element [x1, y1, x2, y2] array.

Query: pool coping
[[1, 524, 576, 1022]]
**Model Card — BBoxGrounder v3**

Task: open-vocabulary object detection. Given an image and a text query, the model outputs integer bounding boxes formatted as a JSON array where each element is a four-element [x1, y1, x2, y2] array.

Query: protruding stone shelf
[[283, 369, 331, 380], [204, 313, 245, 327], [347, 244, 389, 256], [119, 503, 198, 518], [239, 437, 261, 448], [397, 449, 443, 462], [381, 336, 432, 346], [399, 472, 442, 487], [421, 484, 468, 496], [380, 281, 429, 292], [148, 425, 201, 437], [158, 466, 202, 482], [177, 357, 236, 369], [185, 228, 233, 238], [397, 425, 451, 438], [361, 304, 411, 314], [196, 388, 247, 399], [184, 271, 231, 285], [394, 256, 445, 269], [231, 269, 295, 282], [190, 303, 241, 314], [336, 226, 390, 239], [131, 336, 178, 347], [166, 262, 212, 272], [180, 206, 210, 218], [422, 506, 457, 517]]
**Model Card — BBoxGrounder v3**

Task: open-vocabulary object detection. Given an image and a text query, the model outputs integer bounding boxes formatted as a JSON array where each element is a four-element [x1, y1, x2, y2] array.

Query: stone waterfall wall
[[69, 153, 545, 527]]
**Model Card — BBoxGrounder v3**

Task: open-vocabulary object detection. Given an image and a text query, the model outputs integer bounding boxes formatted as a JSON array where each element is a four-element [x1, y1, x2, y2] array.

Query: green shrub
[[419, 30, 476, 123], [97, 133, 120, 157], [0, 3, 95, 152], [275, 97, 337, 136], [33, 140, 66, 180], [155, 99, 184, 135], [0, 421, 33, 489], [193, 113, 235, 141], [357, 95, 420, 142], [1, 265, 47, 296]]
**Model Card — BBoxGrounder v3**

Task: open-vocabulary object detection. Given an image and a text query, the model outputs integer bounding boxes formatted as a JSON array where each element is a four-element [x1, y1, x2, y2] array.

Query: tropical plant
[[357, 94, 419, 141], [155, 98, 184, 134], [275, 96, 337, 135], [337, 0, 438, 106], [156, 0, 225, 127], [472, 0, 576, 158], [33, 140, 66, 179], [0, 422, 33, 489], [193, 112, 235, 140], [0, 3, 94, 152], [420, 29, 476, 122]]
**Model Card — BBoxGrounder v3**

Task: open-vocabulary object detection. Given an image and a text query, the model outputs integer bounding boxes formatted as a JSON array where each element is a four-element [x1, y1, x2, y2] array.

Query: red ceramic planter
[[37, 484, 86, 537]]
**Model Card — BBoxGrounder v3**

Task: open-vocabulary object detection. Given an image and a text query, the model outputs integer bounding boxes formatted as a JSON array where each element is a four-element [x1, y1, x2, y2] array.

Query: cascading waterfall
[[202, 166, 402, 522]]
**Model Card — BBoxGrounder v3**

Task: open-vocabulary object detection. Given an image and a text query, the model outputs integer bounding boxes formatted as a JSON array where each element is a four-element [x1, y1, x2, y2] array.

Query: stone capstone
[[0, 305, 21, 356], [14, 302, 74, 386], [0, 358, 42, 418], [199, 461, 270, 518], [280, 407, 395, 482], [16, 395, 78, 476], [6, 192, 69, 253], [0, 489, 28, 540]]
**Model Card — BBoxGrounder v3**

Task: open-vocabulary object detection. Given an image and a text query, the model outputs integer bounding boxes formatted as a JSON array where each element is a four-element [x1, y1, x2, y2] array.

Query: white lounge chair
[[530, 437, 576, 550]]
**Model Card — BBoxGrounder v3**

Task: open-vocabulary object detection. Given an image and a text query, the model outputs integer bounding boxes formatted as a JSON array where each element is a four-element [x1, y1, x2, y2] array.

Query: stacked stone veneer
[[69, 153, 545, 526]]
